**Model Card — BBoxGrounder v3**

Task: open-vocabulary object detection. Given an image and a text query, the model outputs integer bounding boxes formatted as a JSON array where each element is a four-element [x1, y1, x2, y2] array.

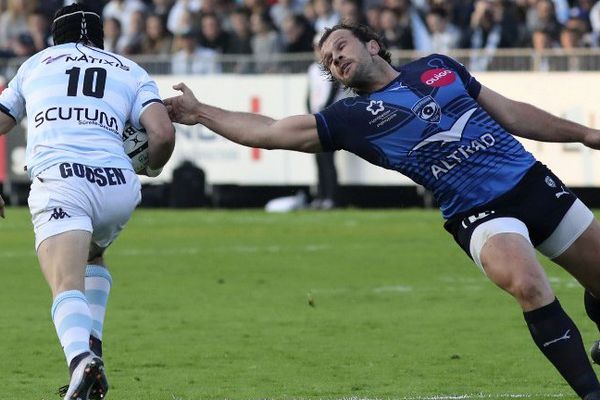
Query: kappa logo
[[409, 108, 477, 155], [366, 100, 385, 115], [48, 208, 71, 221], [412, 96, 441, 123]]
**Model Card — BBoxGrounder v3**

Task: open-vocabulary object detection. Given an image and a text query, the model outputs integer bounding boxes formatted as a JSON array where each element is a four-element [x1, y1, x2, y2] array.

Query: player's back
[[3, 43, 158, 178]]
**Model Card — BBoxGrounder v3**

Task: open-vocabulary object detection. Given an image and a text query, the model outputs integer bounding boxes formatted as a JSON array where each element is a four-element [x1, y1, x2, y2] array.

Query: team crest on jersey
[[366, 100, 385, 115], [411, 96, 441, 123], [421, 68, 456, 87]]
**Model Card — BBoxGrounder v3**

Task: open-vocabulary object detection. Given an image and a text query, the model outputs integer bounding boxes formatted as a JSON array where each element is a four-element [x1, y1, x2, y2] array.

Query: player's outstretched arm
[[164, 83, 322, 153], [140, 102, 176, 170], [477, 85, 600, 146]]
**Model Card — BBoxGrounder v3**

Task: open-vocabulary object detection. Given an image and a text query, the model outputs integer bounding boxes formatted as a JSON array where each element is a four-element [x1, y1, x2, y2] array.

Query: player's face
[[320, 29, 375, 88]]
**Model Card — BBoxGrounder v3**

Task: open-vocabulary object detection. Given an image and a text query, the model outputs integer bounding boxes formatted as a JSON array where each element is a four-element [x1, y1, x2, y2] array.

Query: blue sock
[[51, 290, 92, 365], [85, 265, 112, 343]]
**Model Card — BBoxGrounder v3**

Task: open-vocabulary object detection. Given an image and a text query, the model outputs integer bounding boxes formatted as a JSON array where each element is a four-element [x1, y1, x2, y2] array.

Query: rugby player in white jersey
[[0, 3, 175, 399]]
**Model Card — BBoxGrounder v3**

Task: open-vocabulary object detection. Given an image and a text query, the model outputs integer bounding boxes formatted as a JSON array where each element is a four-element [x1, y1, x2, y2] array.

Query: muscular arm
[[0, 109, 16, 135], [164, 83, 322, 153], [139, 102, 176, 170], [477, 85, 600, 148]]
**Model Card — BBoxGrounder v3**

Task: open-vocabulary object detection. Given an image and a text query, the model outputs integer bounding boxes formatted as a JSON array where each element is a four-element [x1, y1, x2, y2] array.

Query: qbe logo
[[420, 68, 455, 87]]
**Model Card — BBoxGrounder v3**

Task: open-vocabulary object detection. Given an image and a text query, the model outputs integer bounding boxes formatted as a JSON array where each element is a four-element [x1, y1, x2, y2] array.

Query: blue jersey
[[315, 54, 536, 219]]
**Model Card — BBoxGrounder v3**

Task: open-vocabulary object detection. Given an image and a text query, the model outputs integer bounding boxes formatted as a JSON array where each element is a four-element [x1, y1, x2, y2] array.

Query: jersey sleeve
[[314, 100, 350, 152], [0, 67, 26, 122], [432, 53, 481, 99], [129, 69, 163, 129]]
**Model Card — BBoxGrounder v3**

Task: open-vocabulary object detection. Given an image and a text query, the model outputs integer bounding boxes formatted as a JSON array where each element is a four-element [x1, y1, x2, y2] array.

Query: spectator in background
[[527, 0, 563, 45], [250, 11, 282, 73], [463, 0, 517, 71], [379, 7, 414, 49], [142, 13, 174, 55], [103, 0, 147, 30], [270, 0, 305, 29], [27, 8, 50, 52], [103, 17, 123, 54], [243, 0, 269, 15], [199, 12, 230, 53], [425, 6, 461, 53], [560, 16, 592, 48], [303, 1, 317, 27], [281, 14, 315, 53], [559, 16, 594, 70], [383, 0, 431, 51], [281, 14, 315, 71], [366, 4, 382, 31], [172, 29, 221, 74], [167, 0, 201, 35], [313, 0, 340, 32], [119, 9, 147, 55], [0, 0, 34, 52], [338, 0, 366, 25], [224, 7, 253, 73], [149, 0, 174, 22]]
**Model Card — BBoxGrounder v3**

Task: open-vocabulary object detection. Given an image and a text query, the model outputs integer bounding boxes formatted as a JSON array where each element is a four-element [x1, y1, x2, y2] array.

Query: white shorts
[[28, 162, 141, 250]]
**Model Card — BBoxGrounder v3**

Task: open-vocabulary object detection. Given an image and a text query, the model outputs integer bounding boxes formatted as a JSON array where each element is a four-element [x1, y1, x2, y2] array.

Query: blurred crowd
[[1, 0, 600, 73]]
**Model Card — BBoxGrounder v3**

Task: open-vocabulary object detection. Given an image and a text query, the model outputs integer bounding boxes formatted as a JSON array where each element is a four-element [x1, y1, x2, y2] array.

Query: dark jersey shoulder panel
[[314, 53, 536, 218]]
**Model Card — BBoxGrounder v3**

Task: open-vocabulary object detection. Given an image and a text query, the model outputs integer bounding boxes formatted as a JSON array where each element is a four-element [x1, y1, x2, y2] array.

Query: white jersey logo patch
[[409, 108, 477, 156], [366, 100, 385, 115]]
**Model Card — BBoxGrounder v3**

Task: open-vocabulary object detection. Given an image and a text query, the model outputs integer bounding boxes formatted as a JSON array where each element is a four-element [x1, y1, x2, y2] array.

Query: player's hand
[[164, 83, 202, 126], [0, 194, 5, 218]]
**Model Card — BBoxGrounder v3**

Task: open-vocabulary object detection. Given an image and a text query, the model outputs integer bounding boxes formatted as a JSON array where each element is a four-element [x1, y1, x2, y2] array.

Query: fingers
[[172, 82, 189, 93]]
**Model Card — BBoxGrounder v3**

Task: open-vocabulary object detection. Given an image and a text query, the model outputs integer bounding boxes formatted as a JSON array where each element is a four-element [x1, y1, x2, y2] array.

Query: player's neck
[[359, 62, 400, 94]]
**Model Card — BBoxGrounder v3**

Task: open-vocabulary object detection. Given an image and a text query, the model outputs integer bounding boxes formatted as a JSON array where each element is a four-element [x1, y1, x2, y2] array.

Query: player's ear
[[366, 39, 380, 56]]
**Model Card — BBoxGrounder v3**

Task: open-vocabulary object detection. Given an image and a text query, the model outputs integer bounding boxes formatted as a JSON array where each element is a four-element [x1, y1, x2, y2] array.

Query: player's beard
[[343, 59, 373, 92]]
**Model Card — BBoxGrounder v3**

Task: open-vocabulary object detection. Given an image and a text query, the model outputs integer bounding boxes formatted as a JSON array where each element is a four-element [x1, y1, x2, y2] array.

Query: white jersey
[[0, 42, 162, 179]]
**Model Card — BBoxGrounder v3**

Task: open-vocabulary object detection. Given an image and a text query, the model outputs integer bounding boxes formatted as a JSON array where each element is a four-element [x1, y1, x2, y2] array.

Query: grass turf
[[0, 207, 596, 399]]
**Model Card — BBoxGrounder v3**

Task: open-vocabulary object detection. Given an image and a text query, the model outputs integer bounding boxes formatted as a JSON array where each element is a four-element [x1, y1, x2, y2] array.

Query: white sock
[[51, 290, 92, 365], [85, 265, 112, 340]]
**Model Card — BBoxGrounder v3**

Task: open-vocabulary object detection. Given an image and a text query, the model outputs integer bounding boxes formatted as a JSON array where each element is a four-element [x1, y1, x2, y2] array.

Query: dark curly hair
[[51, 2, 104, 49], [317, 23, 391, 81]]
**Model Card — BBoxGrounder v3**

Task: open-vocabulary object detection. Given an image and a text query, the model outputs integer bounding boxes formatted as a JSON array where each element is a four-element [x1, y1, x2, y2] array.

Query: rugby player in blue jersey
[[166, 22, 600, 399]]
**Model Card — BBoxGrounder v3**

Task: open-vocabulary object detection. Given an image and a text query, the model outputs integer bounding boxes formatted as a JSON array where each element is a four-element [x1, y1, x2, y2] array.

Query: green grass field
[[0, 207, 597, 400]]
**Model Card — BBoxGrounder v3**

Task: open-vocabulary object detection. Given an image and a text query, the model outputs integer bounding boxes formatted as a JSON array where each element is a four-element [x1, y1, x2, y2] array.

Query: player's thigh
[[471, 218, 554, 309], [90, 169, 141, 249], [551, 215, 600, 295], [37, 230, 92, 296]]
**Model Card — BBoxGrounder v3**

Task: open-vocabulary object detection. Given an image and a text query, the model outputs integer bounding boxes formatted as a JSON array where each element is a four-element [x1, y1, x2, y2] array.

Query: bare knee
[[502, 274, 554, 310], [480, 234, 554, 310]]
